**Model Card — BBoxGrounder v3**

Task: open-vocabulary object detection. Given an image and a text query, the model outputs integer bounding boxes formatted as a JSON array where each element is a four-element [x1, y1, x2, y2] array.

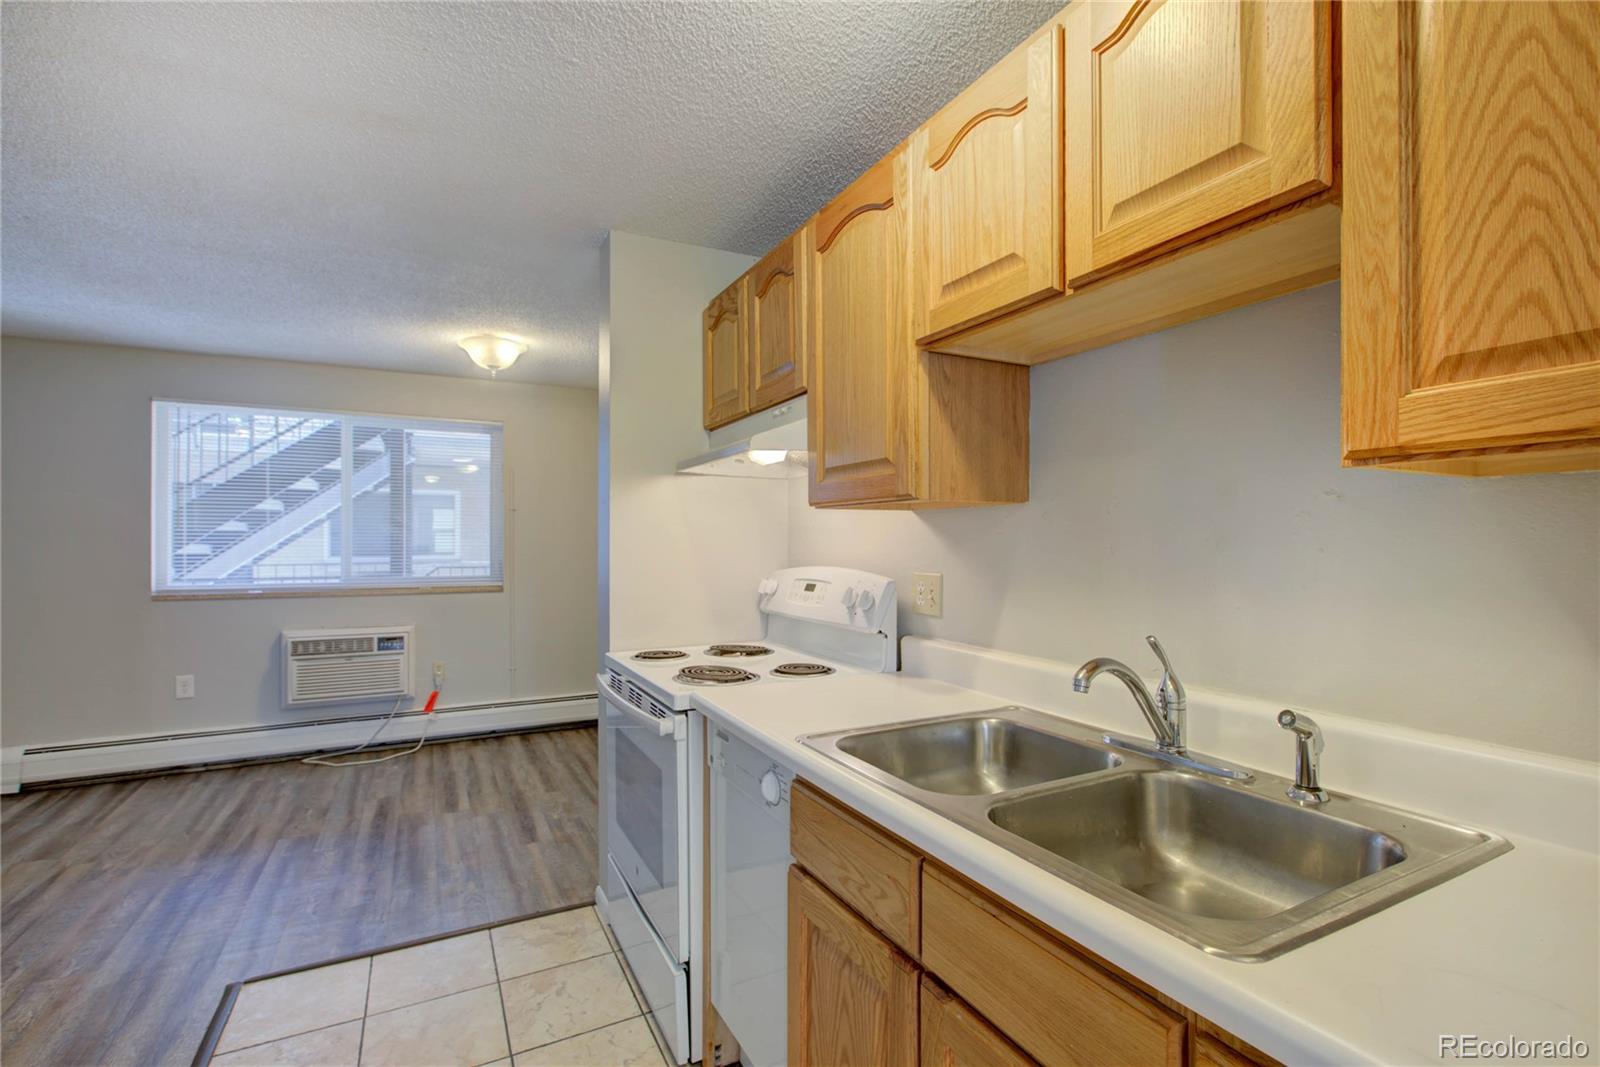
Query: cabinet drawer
[[921, 975, 1037, 1067], [923, 866, 1186, 1067], [791, 780, 921, 954]]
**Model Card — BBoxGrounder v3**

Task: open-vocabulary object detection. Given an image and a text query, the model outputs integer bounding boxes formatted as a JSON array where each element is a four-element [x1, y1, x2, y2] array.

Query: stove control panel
[[787, 577, 831, 607], [760, 566, 896, 633]]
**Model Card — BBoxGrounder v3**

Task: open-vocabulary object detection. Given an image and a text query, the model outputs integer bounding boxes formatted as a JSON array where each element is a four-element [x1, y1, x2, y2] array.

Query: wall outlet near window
[[175, 674, 196, 699], [913, 572, 943, 617], [432, 661, 447, 689]]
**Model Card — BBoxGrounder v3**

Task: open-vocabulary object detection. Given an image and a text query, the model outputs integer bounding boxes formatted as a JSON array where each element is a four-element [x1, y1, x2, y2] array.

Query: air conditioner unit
[[281, 626, 414, 708]]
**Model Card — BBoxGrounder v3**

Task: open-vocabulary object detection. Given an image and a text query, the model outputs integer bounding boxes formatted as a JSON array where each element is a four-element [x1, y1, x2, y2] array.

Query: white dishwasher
[[709, 725, 793, 1067]]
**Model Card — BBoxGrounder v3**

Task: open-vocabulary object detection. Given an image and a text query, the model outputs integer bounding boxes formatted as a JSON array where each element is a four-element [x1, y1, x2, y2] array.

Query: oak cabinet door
[[806, 152, 918, 506], [747, 233, 807, 411], [920, 977, 1036, 1067], [703, 278, 748, 430], [1064, 0, 1333, 286], [788, 866, 918, 1067], [1342, 0, 1600, 472], [910, 22, 1063, 344]]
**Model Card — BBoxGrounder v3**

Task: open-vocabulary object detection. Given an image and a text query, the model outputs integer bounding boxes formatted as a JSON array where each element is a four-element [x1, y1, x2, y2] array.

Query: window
[[152, 400, 503, 595]]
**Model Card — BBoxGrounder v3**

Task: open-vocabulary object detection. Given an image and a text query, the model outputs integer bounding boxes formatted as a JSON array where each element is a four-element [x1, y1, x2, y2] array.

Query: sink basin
[[802, 706, 1511, 960], [987, 771, 1406, 921], [835, 716, 1121, 795]]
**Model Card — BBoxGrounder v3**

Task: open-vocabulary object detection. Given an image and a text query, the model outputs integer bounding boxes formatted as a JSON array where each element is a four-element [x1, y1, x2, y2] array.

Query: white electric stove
[[596, 566, 897, 1064]]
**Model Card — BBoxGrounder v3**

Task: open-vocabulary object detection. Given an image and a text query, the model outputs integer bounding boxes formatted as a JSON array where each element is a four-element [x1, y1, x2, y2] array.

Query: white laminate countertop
[[692, 671, 1600, 1067]]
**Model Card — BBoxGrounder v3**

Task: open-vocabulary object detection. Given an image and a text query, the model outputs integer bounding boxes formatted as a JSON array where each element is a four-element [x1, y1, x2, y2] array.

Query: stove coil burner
[[632, 649, 688, 661], [705, 644, 774, 657], [772, 663, 836, 678], [675, 664, 758, 686]]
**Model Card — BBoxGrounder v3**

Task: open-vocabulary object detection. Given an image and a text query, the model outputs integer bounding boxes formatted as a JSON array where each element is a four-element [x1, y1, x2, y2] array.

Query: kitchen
[[598, 1, 1599, 1065], [0, 1, 1595, 1065]]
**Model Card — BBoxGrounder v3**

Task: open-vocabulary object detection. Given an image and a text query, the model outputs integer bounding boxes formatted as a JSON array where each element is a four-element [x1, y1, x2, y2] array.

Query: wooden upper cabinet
[[748, 232, 807, 410], [702, 278, 748, 430], [1342, 0, 1600, 474], [788, 866, 918, 1067], [1064, 0, 1333, 287], [910, 22, 1064, 344], [806, 152, 919, 506], [806, 150, 1031, 509]]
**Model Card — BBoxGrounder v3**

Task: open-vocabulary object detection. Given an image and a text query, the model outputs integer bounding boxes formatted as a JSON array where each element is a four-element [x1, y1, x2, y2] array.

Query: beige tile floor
[[210, 906, 668, 1067]]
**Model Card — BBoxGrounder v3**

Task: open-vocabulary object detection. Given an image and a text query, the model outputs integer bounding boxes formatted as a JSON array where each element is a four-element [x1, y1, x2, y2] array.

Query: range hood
[[677, 398, 809, 478]]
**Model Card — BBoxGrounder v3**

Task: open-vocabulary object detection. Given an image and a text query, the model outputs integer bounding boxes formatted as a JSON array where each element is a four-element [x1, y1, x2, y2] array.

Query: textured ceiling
[[1, 1, 1058, 386]]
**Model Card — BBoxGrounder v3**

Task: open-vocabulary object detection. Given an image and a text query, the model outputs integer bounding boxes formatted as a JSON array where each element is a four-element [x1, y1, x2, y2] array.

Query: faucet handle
[[1145, 635, 1186, 752], [1145, 635, 1185, 707]]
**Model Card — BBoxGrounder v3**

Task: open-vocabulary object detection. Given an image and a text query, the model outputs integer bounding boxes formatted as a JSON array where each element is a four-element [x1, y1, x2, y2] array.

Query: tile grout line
[[487, 927, 517, 1065], [357, 955, 373, 1067], [210, 1017, 363, 1061], [213, 961, 374, 1060], [507, 1009, 649, 1061], [496, 946, 614, 985]]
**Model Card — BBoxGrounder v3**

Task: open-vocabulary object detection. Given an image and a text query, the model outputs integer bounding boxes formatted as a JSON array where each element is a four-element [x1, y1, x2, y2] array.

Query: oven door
[[599, 677, 690, 963]]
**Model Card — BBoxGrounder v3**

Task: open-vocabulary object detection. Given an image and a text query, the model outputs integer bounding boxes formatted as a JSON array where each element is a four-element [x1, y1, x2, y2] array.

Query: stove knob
[[842, 585, 859, 610], [758, 578, 778, 598], [856, 589, 876, 618], [760, 769, 782, 806]]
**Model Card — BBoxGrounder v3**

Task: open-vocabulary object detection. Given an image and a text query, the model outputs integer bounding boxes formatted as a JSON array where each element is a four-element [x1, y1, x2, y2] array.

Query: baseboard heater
[[6, 693, 599, 790]]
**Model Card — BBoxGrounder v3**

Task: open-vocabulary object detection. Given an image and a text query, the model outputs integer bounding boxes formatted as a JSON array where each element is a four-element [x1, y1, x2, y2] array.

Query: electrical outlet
[[432, 661, 447, 689], [913, 572, 943, 617], [175, 674, 195, 700]]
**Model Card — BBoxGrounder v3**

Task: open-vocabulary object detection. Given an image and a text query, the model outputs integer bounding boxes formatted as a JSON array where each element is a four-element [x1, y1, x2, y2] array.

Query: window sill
[[152, 584, 504, 602]]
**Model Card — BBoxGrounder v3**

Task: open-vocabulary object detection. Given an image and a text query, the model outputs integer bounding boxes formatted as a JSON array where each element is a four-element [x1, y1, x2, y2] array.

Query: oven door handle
[[600, 676, 680, 738]]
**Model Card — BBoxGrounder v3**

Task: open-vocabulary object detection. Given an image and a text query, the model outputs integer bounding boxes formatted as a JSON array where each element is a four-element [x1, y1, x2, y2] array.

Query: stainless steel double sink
[[801, 706, 1510, 961]]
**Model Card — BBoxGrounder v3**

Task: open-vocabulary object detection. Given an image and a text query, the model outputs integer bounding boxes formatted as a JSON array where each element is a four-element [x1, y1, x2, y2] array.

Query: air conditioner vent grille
[[282, 626, 413, 707]]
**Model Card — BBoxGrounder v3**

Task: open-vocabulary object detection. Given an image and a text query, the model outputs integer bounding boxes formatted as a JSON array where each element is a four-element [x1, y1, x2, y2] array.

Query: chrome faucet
[[1277, 710, 1328, 804], [1073, 635, 1186, 753]]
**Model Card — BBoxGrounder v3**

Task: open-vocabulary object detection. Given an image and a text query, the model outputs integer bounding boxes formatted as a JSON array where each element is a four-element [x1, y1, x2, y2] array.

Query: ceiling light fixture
[[457, 333, 527, 377]]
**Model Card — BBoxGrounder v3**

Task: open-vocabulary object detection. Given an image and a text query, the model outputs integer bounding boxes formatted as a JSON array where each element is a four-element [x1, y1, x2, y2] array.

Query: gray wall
[[789, 284, 1600, 761], [1, 337, 598, 748]]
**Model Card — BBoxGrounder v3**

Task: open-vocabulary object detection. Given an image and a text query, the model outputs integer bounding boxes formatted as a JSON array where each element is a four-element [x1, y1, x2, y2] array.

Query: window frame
[[150, 398, 505, 600]]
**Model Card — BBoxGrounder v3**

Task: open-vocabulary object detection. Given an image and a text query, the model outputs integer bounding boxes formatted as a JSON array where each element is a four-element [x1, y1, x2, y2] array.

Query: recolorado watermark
[[1439, 1035, 1590, 1060]]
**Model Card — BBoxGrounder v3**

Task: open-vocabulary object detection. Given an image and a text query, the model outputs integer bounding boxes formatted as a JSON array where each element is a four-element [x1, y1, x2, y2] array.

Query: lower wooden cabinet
[[788, 866, 919, 1067], [786, 780, 1282, 1067], [920, 976, 1036, 1067], [923, 865, 1186, 1067]]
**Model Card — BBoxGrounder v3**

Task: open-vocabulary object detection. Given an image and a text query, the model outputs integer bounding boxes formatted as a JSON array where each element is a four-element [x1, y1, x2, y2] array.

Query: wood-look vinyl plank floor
[[0, 726, 599, 1067]]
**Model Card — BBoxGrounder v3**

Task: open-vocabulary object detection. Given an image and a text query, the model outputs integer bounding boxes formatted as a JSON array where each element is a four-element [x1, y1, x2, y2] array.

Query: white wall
[[1, 337, 598, 748], [602, 232, 788, 653], [789, 284, 1600, 761]]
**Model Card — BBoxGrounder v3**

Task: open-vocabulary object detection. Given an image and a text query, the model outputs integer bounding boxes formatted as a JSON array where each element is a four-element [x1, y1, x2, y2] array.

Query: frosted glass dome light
[[458, 334, 527, 376]]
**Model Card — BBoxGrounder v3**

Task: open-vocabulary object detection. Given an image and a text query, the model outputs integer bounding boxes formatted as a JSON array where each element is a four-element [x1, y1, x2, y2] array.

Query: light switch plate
[[913, 572, 943, 617], [175, 674, 195, 699]]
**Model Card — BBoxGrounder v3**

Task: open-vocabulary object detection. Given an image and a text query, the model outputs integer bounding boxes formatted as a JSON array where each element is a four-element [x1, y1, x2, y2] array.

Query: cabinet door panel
[[921, 977, 1036, 1067], [1065, 0, 1332, 285], [807, 152, 917, 506], [749, 234, 806, 410], [703, 279, 748, 430], [1343, 0, 1600, 463], [911, 23, 1063, 343], [788, 866, 918, 1067]]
